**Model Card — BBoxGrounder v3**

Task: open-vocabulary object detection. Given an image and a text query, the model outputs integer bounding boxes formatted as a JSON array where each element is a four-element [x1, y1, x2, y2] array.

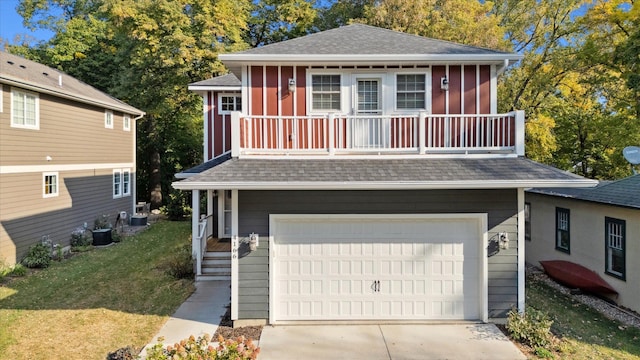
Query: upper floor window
[[311, 74, 341, 112], [605, 217, 625, 280], [396, 74, 426, 110], [555, 207, 570, 253], [524, 202, 531, 241], [123, 115, 131, 131], [219, 94, 242, 114], [43, 172, 58, 198], [105, 110, 114, 129], [11, 89, 39, 129]]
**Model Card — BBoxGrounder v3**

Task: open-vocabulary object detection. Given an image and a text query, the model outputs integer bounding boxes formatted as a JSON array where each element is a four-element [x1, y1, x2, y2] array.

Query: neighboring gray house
[[0, 51, 144, 265], [173, 24, 595, 326], [526, 175, 640, 313]]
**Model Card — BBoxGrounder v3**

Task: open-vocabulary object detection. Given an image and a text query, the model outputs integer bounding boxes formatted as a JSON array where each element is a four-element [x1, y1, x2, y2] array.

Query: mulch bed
[[213, 306, 263, 341]]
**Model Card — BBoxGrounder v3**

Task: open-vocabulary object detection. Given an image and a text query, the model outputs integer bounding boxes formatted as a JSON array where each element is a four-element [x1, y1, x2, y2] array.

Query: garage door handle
[[371, 280, 380, 292]]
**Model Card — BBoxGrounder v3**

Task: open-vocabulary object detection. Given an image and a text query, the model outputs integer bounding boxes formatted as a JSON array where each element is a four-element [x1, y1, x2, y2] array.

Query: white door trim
[[269, 213, 488, 324]]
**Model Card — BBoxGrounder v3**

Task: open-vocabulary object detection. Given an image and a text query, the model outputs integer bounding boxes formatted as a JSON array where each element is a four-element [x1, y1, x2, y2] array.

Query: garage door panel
[[274, 217, 482, 321]]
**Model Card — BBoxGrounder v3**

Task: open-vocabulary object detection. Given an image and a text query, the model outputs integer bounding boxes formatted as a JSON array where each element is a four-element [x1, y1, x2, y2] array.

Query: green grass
[[0, 220, 195, 360], [525, 276, 640, 359]]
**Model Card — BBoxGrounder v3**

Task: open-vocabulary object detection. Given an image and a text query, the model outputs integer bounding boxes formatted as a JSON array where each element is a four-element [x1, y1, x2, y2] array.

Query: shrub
[[161, 190, 191, 220], [165, 244, 194, 279], [71, 227, 92, 247], [506, 307, 554, 349], [9, 264, 27, 277], [21, 243, 51, 269], [145, 334, 259, 360], [94, 214, 112, 230], [106, 345, 138, 360]]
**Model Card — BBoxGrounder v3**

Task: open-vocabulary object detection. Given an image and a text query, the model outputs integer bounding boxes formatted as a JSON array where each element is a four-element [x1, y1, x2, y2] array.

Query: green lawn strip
[[527, 277, 640, 359], [0, 220, 196, 359]]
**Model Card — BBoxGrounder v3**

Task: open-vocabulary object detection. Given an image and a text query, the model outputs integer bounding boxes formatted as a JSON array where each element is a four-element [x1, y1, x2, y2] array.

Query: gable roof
[[219, 24, 522, 75], [528, 175, 640, 209], [188, 73, 241, 92], [173, 157, 596, 190], [0, 51, 144, 116]]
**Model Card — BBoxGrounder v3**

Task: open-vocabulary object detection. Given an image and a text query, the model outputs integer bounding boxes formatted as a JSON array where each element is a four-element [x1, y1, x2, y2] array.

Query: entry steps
[[197, 251, 231, 281]]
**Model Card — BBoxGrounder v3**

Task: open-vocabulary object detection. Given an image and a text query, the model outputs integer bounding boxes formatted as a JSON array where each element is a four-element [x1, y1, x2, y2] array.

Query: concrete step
[[202, 258, 231, 266], [196, 274, 231, 281]]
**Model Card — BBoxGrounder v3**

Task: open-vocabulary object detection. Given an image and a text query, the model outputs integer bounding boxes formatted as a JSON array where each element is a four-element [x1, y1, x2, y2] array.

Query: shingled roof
[[173, 157, 596, 190], [188, 73, 240, 90], [0, 51, 143, 115], [529, 175, 640, 209]]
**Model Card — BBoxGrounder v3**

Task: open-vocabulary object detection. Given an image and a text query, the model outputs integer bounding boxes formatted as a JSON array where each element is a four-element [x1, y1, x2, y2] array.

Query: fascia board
[[219, 53, 523, 63], [172, 179, 598, 191], [187, 85, 241, 92]]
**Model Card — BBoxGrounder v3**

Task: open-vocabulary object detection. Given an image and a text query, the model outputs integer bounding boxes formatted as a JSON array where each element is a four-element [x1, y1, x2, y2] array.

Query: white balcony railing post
[[419, 112, 427, 154], [231, 111, 241, 157], [515, 110, 525, 156], [328, 114, 335, 155], [191, 189, 201, 276]]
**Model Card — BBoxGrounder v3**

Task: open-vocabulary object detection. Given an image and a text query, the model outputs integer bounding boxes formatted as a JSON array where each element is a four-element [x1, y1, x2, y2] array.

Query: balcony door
[[353, 76, 388, 148]]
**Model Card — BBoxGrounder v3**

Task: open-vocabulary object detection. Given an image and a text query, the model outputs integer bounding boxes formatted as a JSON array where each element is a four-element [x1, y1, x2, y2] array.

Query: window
[[43, 172, 58, 198], [555, 207, 570, 253], [311, 74, 341, 111], [605, 217, 625, 280], [525, 202, 531, 241], [396, 74, 426, 109], [105, 110, 113, 129], [123, 115, 131, 131], [11, 89, 39, 129], [122, 169, 131, 196], [219, 94, 242, 114], [113, 170, 121, 198]]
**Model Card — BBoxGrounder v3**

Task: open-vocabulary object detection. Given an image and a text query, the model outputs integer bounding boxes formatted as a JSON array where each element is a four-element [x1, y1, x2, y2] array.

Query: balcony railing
[[231, 111, 524, 157]]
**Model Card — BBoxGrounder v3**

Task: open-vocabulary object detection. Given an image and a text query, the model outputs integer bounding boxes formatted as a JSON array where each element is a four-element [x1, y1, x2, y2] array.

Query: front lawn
[[0, 221, 195, 360], [521, 275, 640, 359]]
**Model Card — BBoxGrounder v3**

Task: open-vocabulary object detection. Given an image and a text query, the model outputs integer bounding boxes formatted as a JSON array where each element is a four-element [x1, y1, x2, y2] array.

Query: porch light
[[288, 78, 296, 93], [249, 232, 259, 251], [440, 76, 449, 91]]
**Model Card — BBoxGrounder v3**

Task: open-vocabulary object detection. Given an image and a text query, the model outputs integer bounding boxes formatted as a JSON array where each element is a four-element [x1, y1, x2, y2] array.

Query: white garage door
[[272, 215, 485, 322]]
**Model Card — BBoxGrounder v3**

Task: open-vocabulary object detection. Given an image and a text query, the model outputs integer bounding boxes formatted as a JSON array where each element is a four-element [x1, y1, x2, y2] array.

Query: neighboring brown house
[[526, 175, 640, 313], [0, 51, 144, 265], [175, 24, 596, 326]]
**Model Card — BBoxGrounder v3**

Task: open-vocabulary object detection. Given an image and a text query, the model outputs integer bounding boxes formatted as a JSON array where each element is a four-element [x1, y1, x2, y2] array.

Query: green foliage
[[9, 264, 27, 277], [164, 244, 194, 279], [161, 190, 191, 221], [145, 334, 259, 360], [21, 243, 52, 269], [506, 308, 554, 349], [94, 214, 112, 230], [70, 227, 92, 248], [534, 346, 554, 358]]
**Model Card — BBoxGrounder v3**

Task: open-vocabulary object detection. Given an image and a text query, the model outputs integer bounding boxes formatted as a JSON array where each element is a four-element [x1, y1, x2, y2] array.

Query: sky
[[0, 0, 54, 45]]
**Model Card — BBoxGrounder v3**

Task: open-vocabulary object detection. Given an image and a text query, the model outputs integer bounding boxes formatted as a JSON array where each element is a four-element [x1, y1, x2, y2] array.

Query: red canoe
[[539, 260, 618, 296]]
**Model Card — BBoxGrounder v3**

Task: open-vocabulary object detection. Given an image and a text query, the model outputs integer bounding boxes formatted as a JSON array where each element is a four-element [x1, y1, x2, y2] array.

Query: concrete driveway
[[258, 323, 525, 360]]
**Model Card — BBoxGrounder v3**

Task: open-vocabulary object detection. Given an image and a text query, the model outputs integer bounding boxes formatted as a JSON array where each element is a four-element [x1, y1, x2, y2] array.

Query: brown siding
[[464, 66, 477, 114], [296, 67, 306, 116], [250, 66, 263, 116], [479, 65, 491, 113], [448, 66, 462, 114], [431, 66, 446, 114]]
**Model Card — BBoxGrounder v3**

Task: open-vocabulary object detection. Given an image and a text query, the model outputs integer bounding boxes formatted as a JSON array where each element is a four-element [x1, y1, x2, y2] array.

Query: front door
[[353, 77, 387, 148]]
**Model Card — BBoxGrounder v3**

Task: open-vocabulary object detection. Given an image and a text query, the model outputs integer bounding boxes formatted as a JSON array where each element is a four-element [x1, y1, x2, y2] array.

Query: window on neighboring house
[[43, 172, 58, 198], [105, 110, 113, 129], [555, 207, 570, 253], [605, 217, 625, 280], [311, 74, 341, 111], [113, 170, 121, 198], [396, 74, 426, 110], [123, 115, 131, 131], [525, 202, 531, 241], [11, 89, 39, 129], [219, 94, 242, 114], [122, 169, 131, 196]]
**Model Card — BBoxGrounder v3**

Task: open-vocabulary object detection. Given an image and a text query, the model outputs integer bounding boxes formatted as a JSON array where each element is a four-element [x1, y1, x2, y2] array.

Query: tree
[[245, 0, 318, 47]]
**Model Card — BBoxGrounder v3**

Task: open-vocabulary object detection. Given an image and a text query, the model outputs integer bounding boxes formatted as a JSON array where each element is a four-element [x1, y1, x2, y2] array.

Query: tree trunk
[[149, 150, 162, 209]]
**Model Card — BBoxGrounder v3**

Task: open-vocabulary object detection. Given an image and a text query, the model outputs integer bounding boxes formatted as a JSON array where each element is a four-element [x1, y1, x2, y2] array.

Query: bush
[[106, 345, 138, 360], [506, 307, 554, 349], [145, 334, 259, 360], [71, 227, 92, 247], [161, 190, 191, 220], [165, 244, 194, 279], [21, 243, 51, 269], [94, 214, 112, 230], [9, 264, 27, 276]]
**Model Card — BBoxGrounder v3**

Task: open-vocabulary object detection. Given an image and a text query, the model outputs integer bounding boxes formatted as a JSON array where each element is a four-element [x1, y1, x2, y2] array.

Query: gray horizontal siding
[[237, 189, 519, 321]]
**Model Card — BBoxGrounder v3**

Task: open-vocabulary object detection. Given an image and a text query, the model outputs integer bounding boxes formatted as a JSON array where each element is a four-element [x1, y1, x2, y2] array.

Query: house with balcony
[[173, 24, 596, 326], [0, 51, 144, 265]]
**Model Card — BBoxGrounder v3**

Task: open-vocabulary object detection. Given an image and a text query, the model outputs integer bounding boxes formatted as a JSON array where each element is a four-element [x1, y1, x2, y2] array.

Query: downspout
[[496, 59, 509, 76], [131, 113, 145, 216]]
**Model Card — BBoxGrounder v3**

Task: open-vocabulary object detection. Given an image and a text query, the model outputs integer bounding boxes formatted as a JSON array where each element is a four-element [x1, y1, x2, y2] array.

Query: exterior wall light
[[440, 76, 449, 91], [249, 232, 259, 251], [288, 78, 296, 93]]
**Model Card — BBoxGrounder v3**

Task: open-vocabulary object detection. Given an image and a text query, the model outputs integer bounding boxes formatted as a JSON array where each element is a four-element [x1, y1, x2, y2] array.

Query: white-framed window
[[605, 217, 625, 280], [113, 169, 122, 198], [123, 115, 131, 131], [218, 94, 242, 114], [310, 74, 341, 112], [122, 169, 131, 196], [555, 207, 570, 253], [43, 172, 58, 198], [105, 110, 114, 129], [396, 73, 427, 110], [525, 202, 531, 241], [11, 88, 39, 129]]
